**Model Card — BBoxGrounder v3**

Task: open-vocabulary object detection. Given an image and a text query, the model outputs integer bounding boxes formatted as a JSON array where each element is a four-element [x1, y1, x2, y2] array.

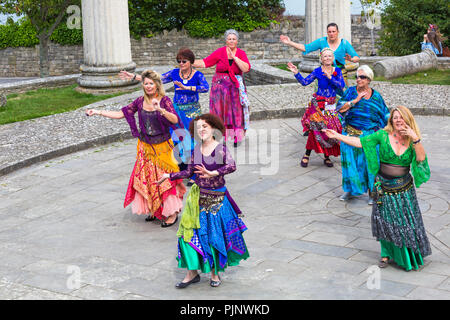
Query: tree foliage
[[0, 0, 81, 77], [377, 0, 449, 56], [128, 0, 285, 39]]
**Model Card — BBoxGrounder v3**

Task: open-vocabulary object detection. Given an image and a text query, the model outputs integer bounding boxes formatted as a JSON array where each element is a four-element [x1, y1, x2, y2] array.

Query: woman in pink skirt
[[193, 29, 251, 147]]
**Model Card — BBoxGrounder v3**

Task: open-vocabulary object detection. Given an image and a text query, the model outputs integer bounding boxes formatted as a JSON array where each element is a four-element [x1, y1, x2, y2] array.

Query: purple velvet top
[[121, 96, 183, 144], [169, 143, 236, 189]]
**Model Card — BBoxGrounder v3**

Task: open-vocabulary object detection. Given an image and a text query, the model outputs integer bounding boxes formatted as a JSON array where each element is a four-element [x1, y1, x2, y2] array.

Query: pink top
[[203, 46, 251, 88]]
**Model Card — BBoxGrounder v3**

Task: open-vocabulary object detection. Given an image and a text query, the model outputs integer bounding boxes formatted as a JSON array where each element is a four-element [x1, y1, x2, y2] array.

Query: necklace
[[181, 68, 192, 84], [393, 133, 405, 146]]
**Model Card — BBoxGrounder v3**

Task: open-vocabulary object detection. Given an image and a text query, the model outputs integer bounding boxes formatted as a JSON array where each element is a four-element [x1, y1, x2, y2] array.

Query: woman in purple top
[[157, 113, 249, 288], [86, 70, 186, 227]]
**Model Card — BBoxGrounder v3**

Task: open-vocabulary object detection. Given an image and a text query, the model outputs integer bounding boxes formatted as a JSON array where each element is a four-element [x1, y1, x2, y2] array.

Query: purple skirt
[[210, 73, 245, 143]]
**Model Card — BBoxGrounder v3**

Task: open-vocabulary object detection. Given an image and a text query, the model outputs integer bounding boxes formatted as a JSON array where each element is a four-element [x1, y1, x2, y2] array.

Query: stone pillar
[[373, 49, 438, 79], [300, 0, 352, 72], [77, 0, 138, 94]]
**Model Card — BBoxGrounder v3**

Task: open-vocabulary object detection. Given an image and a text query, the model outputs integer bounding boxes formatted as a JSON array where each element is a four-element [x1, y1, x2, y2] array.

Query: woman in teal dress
[[324, 106, 431, 271]]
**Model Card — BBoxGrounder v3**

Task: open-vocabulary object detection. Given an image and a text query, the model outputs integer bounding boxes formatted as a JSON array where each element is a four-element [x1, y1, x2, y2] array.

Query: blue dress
[[161, 69, 209, 164], [336, 86, 390, 196]]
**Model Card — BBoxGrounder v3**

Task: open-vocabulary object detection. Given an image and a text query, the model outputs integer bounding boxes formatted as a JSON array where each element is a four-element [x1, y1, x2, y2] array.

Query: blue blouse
[[304, 37, 359, 67], [421, 42, 442, 55], [161, 69, 209, 105], [336, 86, 390, 131], [294, 66, 345, 97]]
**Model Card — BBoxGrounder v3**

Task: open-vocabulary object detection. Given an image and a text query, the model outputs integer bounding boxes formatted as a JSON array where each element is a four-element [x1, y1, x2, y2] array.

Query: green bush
[[0, 18, 38, 48], [184, 15, 275, 38], [378, 0, 450, 56], [0, 17, 82, 49]]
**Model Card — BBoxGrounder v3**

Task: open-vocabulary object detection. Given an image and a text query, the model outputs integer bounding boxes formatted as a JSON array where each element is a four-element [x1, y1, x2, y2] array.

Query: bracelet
[[349, 101, 355, 108], [413, 139, 421, 145], [132, 74, 136, 81]]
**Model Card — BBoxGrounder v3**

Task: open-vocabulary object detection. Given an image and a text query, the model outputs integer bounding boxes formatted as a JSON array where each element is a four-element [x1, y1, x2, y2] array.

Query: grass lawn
[[273, 63, 450, 85], [1, 85, 125, 125]]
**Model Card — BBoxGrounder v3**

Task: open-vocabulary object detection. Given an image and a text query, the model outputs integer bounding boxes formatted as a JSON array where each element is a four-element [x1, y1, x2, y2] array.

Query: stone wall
[[0, 15, 383, 77]]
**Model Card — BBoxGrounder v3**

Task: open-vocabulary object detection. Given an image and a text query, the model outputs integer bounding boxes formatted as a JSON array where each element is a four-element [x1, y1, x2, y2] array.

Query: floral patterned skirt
[[301, 94, 342, 157]]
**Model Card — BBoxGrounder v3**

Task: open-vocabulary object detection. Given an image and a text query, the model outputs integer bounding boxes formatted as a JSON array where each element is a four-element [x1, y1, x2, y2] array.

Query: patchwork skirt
[[371, 173, 432, 271], [177, 187, 249, 274]]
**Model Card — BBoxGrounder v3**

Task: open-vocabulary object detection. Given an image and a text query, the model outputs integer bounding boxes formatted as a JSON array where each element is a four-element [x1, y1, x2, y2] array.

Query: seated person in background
[[422, 31, 443, 56]]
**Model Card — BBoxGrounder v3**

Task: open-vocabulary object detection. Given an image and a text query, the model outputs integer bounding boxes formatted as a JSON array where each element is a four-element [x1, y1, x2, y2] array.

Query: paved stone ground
[[0, 115, 449, 300]]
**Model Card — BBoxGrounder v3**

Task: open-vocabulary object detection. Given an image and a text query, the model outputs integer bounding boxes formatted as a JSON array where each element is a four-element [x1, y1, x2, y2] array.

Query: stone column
[[77, 0, 138, 94], [373, 49, 438, 79], [300, 0, 352, 72]]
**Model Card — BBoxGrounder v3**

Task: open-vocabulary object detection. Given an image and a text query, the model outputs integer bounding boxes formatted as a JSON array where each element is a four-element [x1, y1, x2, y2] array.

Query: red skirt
[[301, 94, 342, 157]]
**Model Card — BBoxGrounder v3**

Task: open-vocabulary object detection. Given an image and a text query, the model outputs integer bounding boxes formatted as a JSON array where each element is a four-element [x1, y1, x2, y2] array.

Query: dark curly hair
[[189, 113, 225, 141], [176, 48, 195, 64]]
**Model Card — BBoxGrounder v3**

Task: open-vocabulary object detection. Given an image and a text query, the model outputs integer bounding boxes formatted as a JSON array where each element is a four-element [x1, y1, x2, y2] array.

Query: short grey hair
[[224, 29, 239, 41], [356, 65, 374, 81]]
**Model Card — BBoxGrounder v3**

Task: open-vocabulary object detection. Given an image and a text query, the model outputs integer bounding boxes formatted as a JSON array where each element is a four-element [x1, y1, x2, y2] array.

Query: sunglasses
[[177, 60, 188, 64], [355, 75, 369, 80]]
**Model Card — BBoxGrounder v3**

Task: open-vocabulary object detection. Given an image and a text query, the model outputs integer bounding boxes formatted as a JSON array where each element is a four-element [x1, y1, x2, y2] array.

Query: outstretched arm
[[85, 109, 124, 119], [323, 129, 362, 148], [280, 35, 306, 52]]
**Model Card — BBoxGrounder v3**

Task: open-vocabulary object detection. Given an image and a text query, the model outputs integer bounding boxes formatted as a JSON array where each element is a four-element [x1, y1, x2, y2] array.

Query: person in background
[[287, 48, 345, 168], [280, 22, 360, 86], [193, 29, 251, 147]]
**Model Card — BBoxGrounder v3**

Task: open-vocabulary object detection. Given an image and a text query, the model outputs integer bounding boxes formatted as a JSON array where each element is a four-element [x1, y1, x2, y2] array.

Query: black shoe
[[175, 274, 200, 289], [145, 215, 156, 222], [161, 216, 178, 228], [210, 277, 221, 287]]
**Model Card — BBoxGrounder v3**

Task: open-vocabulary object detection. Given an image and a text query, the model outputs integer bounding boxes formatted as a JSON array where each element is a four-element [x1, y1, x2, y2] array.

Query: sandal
[[324, 158, 333, 167], [161, 216, 178, 228], [210, 277, 221, 287], [300, 155, 309, 168], [378, 258, 389, 268], [145, 215, 156, 222]]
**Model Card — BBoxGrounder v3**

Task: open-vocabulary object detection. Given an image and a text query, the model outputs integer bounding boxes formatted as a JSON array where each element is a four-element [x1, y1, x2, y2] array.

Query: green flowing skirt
[[177, 238, 249, 274], [372, 173, 431, 271]]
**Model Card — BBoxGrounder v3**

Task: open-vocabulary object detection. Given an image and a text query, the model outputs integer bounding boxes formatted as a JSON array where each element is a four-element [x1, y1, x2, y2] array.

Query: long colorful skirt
[[171, 101, 202, 164], [123, 139, 186, 221], [340, 125, 377, 196], [177, 186, 249, 274], [301, 94, 341, 157], [371, 173, 432, 271], [210, 73, 245, 143]]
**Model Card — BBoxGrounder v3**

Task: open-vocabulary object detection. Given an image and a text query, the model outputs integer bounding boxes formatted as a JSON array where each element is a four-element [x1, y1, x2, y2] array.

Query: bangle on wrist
[[132, 74, 136, 81], [413, 139, 421, 145]]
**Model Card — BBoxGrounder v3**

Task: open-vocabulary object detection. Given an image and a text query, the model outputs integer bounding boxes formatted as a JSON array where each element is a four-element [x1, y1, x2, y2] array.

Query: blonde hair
[[141, 69, 165, 102], [384, 106, 421, 144], [320, 48, 334, 64]]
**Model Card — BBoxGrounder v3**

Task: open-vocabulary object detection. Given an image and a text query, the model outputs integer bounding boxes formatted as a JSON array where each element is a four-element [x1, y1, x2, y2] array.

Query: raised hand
[[85, 109, 96, 116], [322, 129, 339, 139], [173, 80, 187, 91], [399, 125, 418, 141], [119, 70, 134, 80], [280, 35, 291, 44], [194, 164, 217, 178], [287, 62, 299, 74]]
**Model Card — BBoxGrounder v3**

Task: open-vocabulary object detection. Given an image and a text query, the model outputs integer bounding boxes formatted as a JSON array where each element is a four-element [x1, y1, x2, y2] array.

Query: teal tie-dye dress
[[336, 86, 390, 196]]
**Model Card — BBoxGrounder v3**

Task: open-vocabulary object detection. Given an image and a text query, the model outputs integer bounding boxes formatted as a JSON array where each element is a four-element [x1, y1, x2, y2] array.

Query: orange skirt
[[124, 139, 186, 220]]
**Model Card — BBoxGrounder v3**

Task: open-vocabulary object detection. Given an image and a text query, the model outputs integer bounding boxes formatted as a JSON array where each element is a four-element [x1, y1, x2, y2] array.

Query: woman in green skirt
[[324, 105, 431, 271], [158, 113, 249, 288]]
